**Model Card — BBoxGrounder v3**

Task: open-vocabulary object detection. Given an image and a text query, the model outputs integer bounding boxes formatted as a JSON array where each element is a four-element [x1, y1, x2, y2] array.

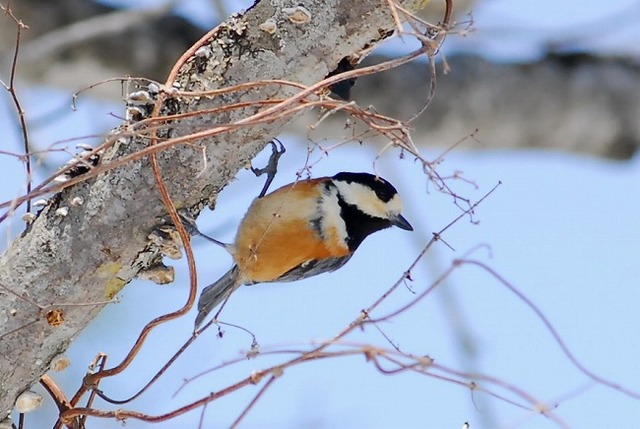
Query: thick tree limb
[[0, 0, 425, 414]]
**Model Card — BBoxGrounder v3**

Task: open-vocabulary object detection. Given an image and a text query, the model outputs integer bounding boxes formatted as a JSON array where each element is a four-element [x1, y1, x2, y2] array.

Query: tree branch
[[0, 0, 428, 413], [348, 53, 640, 159]]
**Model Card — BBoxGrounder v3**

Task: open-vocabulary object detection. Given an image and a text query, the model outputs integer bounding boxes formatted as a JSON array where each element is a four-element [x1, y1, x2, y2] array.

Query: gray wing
[[248, 255, 353, 285]]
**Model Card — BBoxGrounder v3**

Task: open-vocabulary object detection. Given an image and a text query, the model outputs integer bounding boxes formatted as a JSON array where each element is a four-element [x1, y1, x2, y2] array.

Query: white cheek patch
[[319, 188, 349, 244]]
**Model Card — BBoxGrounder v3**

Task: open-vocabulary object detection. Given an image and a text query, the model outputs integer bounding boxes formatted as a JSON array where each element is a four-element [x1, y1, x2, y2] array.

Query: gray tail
[[194, 265, 241, 328]]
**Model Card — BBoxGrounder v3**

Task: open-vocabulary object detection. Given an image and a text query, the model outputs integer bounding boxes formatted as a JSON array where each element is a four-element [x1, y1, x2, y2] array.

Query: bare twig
[[229, 376, 277, 429], [457, 259, 640, 401], [1, 5, 32, 214]]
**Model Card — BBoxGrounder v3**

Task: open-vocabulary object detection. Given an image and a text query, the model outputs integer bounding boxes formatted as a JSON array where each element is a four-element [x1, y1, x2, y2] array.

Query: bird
[[194, 171, 413, 328]]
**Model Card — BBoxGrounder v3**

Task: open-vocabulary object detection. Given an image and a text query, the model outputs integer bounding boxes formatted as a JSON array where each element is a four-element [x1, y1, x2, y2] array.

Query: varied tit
[[194, 172, 413, 328]]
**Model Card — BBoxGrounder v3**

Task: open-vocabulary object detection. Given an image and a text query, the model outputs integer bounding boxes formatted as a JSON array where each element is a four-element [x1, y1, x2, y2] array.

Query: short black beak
[[390, 213, 413, 231]]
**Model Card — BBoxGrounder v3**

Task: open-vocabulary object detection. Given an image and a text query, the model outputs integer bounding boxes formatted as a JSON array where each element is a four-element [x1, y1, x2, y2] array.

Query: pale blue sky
[[2, 1, 639, 428]]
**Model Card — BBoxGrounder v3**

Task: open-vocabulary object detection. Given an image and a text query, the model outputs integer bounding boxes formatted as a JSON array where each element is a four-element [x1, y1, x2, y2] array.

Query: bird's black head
[[331, 172, 413, 250]]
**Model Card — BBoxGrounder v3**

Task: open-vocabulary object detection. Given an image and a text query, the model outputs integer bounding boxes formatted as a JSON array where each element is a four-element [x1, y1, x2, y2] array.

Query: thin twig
[[1, 5, 32, 214], [229, 376, 277, 429], [458, 259, 640, 401]]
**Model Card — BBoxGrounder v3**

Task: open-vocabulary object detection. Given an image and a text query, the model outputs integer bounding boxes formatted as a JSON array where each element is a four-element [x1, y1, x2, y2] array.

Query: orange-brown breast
[[232, 178, 350, 283]]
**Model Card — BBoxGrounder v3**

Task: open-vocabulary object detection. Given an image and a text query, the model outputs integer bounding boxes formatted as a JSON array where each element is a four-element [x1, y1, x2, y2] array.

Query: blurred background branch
[[2, 0, 638, 159]]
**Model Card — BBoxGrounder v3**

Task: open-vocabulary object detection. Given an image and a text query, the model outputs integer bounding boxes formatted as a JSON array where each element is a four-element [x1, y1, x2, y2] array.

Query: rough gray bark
[[0, 0, 418, 416]]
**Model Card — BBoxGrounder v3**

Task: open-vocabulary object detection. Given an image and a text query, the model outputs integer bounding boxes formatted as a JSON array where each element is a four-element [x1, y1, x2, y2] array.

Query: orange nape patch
[[233, 179, 349, 283]]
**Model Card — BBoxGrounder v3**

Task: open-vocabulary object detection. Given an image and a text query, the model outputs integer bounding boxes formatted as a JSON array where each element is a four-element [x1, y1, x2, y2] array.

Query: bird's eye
[[370, 179, 396, 203], [374, 187, 394, 202]]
